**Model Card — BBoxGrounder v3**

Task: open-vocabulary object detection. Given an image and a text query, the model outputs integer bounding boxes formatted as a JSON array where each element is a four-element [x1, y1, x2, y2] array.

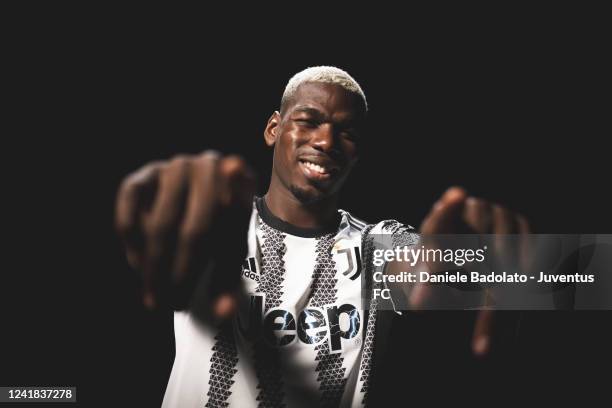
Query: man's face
[[267, 82, 365, 203]]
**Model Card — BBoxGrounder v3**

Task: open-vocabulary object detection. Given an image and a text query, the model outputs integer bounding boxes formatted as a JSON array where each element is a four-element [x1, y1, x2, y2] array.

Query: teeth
[[303, 161, 327, 174]]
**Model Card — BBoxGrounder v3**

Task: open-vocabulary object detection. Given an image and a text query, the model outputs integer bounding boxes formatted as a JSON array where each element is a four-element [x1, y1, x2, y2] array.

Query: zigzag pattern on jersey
[[358, 224, 377, 406], [358, 222, 417, 405], [254, 220, 288, 408], [380, 220, 415, 237], [308, 233, 347, 408], [359, 298, 378, 406], [205, 324, 239, 408]]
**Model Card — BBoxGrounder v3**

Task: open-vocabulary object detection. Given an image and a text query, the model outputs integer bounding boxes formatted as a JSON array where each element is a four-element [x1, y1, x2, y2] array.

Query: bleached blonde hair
[[281, 66, 368, 113]]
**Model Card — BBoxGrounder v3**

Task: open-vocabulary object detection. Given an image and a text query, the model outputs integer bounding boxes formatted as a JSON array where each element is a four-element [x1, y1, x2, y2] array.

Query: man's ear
[[264, 111, 281, 147]]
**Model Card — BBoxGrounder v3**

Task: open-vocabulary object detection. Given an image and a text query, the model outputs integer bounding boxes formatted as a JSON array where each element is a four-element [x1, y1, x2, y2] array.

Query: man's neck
[[264, 180, 339, 230]]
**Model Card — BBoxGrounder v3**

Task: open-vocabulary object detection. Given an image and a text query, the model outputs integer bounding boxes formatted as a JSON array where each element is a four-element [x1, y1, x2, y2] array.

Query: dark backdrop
[[3, 10, 610, 407]]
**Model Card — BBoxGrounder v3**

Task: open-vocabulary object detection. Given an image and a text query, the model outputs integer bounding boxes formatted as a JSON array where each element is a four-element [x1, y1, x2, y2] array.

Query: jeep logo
[[238, 294, 361, 353]]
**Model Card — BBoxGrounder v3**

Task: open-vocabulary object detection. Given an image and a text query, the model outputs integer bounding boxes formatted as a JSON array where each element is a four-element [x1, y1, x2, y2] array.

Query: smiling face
[[264, 82, 366, 204]]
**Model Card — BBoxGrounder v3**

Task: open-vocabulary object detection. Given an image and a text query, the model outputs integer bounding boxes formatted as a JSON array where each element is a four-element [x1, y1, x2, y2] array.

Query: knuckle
[[191, 150, 221, 171], [220, 155, 248, 175], [143, 160, 165, 171], [194, 150, 221, 167], [122, 161, 163, 190], [169, 154, 192, 169], [197, 149, 222, 163], [465, 196, 478, 210], [468, 198, 492, 221], [117, 176, 138, 199], [221, 154, 247, 170], [139, 160, 165, 178], [159, 156, 192, 182], [219, 156, 256, 206], [192, 151, 222, 175]]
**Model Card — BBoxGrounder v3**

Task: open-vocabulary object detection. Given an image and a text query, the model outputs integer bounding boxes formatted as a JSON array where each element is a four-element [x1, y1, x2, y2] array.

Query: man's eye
[[295, 119, 317, 128]]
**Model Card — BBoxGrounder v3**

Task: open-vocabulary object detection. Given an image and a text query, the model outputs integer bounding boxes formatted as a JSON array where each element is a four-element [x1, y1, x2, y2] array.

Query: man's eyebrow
[[291, 105, 363, 126], [291, 106, 325, 117]]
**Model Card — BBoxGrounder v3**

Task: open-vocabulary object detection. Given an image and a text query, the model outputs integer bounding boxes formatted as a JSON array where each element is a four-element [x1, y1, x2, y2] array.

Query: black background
[[2, 7, 611, 407]]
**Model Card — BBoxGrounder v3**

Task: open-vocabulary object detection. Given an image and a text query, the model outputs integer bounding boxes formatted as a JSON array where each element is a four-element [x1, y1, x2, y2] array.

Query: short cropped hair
[[280, 66, 367, 114]]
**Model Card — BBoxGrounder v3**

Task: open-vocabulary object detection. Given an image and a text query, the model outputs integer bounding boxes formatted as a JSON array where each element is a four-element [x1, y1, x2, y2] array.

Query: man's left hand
[[418, 186, 530, 356]]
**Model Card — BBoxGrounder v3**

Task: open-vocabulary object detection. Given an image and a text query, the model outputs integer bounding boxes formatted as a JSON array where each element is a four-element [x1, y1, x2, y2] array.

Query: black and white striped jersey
[[162, 198, 416, 408]]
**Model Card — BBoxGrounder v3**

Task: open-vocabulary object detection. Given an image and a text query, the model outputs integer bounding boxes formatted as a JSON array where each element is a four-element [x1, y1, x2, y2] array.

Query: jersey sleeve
[[362, 220, 420, 314], [371, 219, 420, 249]]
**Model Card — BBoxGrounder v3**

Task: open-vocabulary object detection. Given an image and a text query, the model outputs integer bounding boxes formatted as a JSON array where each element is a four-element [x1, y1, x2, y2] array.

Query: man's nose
[[311, 123, 337, 153]]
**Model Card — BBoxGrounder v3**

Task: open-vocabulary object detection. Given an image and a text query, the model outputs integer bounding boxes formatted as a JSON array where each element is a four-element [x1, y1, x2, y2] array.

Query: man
[[115, 66, 528, 407]]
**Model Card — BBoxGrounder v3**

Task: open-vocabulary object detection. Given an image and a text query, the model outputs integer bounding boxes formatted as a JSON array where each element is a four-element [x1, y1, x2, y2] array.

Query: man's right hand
[[115, 151, 256, 319]]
